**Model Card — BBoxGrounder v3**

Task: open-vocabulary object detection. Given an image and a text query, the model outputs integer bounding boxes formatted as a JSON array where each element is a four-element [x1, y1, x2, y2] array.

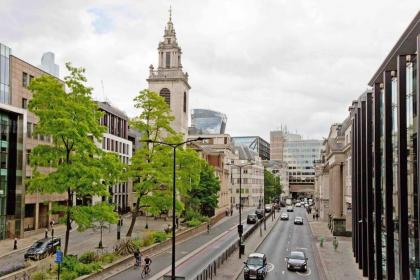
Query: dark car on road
[[264, 205, 272, 213], [24, 237, 61, 261], [294, 216, 304, 225], [243, 252, 267, 280], [286, 251, 308, 272], [247, 213, 258, 224], [255, 209, 264, 219], [280, 213, 289, 220]]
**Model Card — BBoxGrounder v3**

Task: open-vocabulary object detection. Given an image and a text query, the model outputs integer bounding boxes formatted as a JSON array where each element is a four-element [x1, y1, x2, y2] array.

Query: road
[[238, 207, 320, 280], [110, 208, 256, 280]]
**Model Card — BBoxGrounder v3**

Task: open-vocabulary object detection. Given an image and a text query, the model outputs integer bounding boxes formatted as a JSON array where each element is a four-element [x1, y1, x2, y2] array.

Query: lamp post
[[227, 160, 255, 258], [142, 137, 207, 280]]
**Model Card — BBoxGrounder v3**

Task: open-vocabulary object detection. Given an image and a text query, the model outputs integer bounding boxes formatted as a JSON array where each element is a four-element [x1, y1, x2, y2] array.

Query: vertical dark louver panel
[[361, 99, 368, 276], [384, 70, 395, 279], [373, 83, 383, 280]]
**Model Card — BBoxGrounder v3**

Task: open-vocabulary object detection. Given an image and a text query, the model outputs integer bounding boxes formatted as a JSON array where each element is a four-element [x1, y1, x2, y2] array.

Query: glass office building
[[0, 44, 25, 240], [351, 11, 420, 279], [190, 109, 227, 135], [232, 136, 270, 160]]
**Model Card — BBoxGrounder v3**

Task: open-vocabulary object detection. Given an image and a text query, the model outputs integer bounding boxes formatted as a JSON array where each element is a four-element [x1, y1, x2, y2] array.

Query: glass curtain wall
[[391, 77, 400, 279], [0, 113, 9, 240], [407, 57, 419, 278], [380, 87, 387, 277], [0, 44, 10, 104]]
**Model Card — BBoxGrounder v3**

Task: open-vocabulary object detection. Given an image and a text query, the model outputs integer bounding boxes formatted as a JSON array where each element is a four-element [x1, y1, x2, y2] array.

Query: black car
[[243, 253, 267, 280], [294, 217, 304, 225], [247, 214, 258, 224], [24, 237, 61, 261], [286, 251, 308, 272], [255, 209, 264, 219], [264, 206, 272, 213]]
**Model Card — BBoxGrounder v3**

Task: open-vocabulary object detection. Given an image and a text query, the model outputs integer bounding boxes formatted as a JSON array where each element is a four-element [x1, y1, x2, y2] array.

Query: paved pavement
[[0, 214, 169, 273], [237, 207, 321, 280], [109, 208, 256, 280], [307, 212, 366, 280]]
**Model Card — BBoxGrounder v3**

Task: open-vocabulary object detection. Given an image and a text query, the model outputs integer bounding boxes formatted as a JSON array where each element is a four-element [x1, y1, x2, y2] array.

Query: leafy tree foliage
[[186, 161, 220, 217], [27, 63, 125, 255], [264, 169, 282, 204]]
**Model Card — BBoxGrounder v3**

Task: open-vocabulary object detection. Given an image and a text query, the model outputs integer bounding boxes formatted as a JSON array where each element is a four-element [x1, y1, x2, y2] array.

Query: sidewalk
[[306, 213, 366, 280], [213, 211, 280, 280]]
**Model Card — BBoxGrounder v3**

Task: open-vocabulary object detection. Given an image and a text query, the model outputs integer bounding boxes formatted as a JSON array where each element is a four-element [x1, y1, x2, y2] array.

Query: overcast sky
[[2, 0, 419, 140]]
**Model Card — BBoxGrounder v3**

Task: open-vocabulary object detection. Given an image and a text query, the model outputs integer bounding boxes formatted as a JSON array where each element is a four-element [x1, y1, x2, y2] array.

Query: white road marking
[[296, 267, 312, 277], [266, 263, 275, 272]]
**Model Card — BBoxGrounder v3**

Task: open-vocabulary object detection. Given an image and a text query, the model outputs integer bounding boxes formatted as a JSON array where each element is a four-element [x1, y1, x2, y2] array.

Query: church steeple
[[157, 6, 182, 69]]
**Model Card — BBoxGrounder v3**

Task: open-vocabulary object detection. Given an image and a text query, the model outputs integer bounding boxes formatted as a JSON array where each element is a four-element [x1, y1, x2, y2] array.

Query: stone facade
[[188, 134, 234, 216], [147, 13, 190, 136], [314, 118, 352, 235]]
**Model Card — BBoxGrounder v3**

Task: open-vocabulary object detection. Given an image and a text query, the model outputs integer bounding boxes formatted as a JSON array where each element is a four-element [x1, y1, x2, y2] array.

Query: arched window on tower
[[160, 88, 171, 106], [183, 92, 186, 113]]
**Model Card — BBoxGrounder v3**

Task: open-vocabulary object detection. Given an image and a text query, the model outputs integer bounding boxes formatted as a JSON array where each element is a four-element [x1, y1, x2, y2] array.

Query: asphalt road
[[238, 207, 320, 280], [110, 208, 256, 280]]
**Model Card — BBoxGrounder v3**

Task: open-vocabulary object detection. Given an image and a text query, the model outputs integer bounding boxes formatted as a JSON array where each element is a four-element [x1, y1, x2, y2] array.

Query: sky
[[1, 0, 419, 141]]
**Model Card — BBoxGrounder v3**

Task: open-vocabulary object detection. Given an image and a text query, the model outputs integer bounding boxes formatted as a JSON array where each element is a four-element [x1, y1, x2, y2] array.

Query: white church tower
[[147, 8, 190, 136]]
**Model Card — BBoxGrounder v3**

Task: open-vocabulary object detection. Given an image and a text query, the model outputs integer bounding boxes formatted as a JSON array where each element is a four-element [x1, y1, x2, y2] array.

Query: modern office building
[[147, 11, 190, 136], [230, 144, 264, 207], [0, 43, 68, 239], [232, 136, 270, 160], [351, 11, 419, 280], [38, 52, 59, 78], [189, 109, 227, 135], [97, 101, 132, 213], [270, 129, 286, 160]]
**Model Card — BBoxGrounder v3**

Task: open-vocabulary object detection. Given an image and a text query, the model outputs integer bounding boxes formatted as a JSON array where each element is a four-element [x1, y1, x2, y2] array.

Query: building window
[[26, 149, 31, 165], [26, 122, 32, 138], [160, 88, 171, 106], [22, 72, 28, 88], [29, 75, 34, 84], [165, 52, 171, 68], [183, 92, 186, 113], [22, 98, 28, 109]]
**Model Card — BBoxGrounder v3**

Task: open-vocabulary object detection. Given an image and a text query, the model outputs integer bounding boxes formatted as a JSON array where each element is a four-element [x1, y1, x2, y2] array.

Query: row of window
[[232, 178, 263, 184], [102, 137, 130, 156], [27, 122, 51, 142], [22, 72, 34, 88]]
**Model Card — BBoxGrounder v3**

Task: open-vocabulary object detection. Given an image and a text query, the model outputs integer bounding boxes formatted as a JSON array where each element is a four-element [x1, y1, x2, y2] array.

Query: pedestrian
[[230, 208, 233, 216], [313, 213, 315, 220], [13, 238, 17, 250], [316, 213, 319, 220], [175, 216, 179, 229], [51, 228, 55, 238], [333, 237, 339, 251], [45, 228, 48, 239]]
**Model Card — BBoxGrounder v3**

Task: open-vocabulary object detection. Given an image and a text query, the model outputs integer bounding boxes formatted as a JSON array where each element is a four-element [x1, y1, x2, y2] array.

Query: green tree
[[186, 161, 220, 217], [126, 89, 177, 237], [264, 169, 282, 204], [27, 63, 124, 255]]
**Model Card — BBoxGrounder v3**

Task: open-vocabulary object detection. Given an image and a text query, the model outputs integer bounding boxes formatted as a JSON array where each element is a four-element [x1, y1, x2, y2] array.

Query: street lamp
[[142, 137, 208, 280], [227, 159, 255, 258]]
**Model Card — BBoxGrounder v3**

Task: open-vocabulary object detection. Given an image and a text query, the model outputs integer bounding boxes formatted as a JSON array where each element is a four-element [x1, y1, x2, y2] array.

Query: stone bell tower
[[147, 7, 190, 136]]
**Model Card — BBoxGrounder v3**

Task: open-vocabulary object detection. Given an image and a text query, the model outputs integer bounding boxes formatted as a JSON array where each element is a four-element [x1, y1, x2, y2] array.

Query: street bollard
[[320, 236, 324, 247]]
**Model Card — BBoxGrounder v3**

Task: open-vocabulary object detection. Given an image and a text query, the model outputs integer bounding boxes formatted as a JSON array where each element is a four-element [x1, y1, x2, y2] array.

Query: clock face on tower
[[147, 10, 191, 137]]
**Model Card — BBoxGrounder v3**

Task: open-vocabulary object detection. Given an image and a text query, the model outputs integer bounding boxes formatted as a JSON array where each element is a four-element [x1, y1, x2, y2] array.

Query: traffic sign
[[55, 250, 63, 264]]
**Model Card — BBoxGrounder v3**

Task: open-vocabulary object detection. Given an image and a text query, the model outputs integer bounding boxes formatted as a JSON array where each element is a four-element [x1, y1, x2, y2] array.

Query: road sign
[[55, 250, 63, 264]]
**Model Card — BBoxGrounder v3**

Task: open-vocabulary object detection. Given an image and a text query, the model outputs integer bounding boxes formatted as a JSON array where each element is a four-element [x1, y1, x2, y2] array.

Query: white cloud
[[1, 0, 419, 141]]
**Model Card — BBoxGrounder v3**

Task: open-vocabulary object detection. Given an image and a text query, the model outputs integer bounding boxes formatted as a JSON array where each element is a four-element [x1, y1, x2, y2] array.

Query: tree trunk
[[64, 188, 72, 256], [126, 197, 140, 237]]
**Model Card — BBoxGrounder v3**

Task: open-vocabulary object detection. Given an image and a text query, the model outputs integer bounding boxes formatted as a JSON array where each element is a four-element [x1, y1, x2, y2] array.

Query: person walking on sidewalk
[[333, 237, 339, 251], [45, 228, 48, 239], [13, 238, 17, 250]]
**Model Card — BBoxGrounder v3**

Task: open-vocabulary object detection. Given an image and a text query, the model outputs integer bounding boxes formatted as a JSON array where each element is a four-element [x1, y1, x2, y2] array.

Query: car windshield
[[247, 257, 264, 266], [290, 252, 305, 260], [31, 241, 45, 249]]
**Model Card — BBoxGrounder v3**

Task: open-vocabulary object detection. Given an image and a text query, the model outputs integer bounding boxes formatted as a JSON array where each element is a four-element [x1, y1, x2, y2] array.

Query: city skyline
[[1, 0, 419, 141]]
